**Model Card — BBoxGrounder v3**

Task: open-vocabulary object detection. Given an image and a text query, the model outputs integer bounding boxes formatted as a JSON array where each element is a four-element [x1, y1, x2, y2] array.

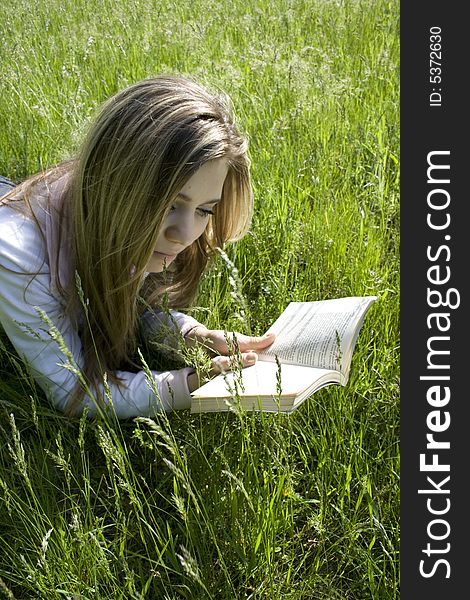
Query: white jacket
[[0, 204, 201, 418]]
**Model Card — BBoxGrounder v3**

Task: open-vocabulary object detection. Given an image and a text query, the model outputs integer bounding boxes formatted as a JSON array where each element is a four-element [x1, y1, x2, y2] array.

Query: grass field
[[0, 0, 399, 598]]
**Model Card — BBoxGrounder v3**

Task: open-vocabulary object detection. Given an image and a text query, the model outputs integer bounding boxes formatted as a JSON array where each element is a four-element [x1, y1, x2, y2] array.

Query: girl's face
[[146, 158, 228, 273]]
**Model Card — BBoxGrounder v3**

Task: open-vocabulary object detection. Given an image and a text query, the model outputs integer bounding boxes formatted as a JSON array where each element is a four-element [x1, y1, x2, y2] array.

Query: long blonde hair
[[5, 75, 253, 414]]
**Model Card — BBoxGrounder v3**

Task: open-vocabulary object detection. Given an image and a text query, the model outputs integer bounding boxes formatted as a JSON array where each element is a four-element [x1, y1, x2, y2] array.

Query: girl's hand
[[185, 326, 276, 357], [185, 326, 276, 393]]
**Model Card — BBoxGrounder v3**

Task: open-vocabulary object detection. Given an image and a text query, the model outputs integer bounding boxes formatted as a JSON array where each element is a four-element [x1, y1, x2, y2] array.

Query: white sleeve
[[0, 209, 194, 419]]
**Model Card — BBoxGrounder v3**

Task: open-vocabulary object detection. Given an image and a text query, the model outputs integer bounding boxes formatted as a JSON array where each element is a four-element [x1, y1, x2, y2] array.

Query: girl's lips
[[154, 251, 177, 261]]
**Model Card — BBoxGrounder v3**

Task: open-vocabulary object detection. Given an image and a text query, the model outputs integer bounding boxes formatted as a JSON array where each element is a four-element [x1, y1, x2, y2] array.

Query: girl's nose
[[164, 218, 194, 246]]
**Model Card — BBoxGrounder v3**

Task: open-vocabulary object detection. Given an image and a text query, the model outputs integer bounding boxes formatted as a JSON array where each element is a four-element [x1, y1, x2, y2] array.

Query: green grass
[[0, 0, 399, 598]]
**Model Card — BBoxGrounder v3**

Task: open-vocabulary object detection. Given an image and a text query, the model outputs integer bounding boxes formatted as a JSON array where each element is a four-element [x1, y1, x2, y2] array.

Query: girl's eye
[[197, 207, 215, 217]]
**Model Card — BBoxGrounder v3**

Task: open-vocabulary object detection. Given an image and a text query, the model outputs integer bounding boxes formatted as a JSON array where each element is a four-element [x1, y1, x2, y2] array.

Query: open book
[[190, 296, 377, 413]]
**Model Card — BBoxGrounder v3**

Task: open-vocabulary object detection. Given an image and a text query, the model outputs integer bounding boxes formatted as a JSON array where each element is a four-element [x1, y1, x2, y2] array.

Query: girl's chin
[[146, 253, 177, 272]]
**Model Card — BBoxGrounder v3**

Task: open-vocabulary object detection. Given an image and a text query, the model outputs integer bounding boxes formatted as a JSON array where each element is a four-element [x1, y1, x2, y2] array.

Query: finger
[[237, 332, 276, 352], [210, 355, 231, 375], [211, 352, 258, 375], [241, 351, 258, 367]]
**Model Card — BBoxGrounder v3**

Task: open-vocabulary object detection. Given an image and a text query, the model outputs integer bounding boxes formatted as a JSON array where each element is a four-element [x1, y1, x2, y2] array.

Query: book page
[[258, 296, 376, 373], [191, 361, 341, 400]]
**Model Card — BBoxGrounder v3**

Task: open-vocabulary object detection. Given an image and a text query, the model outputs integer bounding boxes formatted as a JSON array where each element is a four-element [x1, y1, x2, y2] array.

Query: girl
[[0, 75, 275, 418]]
